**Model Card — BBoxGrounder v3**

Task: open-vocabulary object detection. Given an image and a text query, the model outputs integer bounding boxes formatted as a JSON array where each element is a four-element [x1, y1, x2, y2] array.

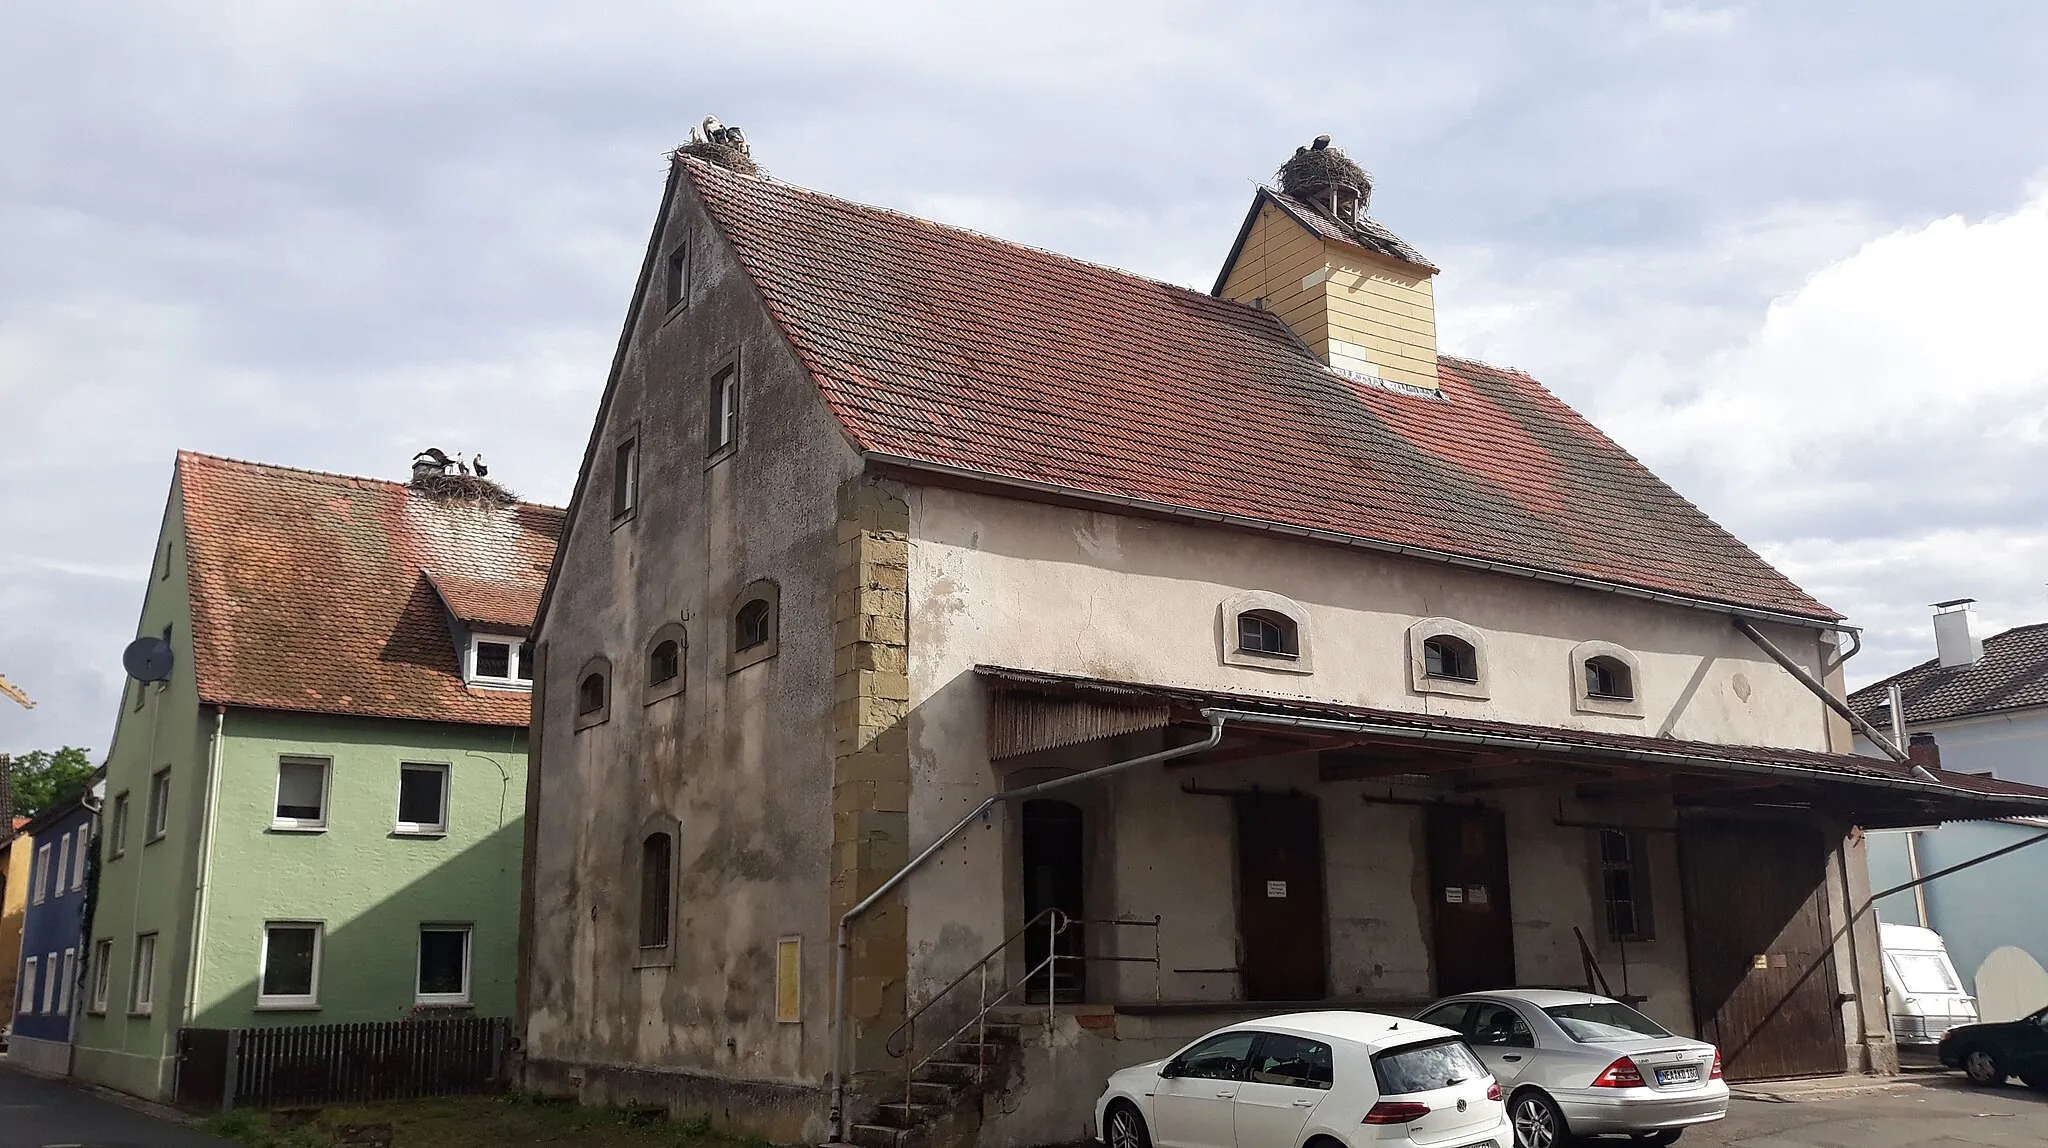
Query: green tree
[[7, 746, 96, 820]]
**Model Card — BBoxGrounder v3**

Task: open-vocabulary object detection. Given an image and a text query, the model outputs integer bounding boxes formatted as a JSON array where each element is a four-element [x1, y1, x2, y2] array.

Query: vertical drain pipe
[[829, 711, 1228, 1142]]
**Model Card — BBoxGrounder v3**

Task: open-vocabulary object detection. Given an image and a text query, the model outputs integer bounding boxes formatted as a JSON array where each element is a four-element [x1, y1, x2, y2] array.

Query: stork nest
[[409, 473, 518, 505], [1278, 146, 1371, 210], [675, 140, 762, 177]]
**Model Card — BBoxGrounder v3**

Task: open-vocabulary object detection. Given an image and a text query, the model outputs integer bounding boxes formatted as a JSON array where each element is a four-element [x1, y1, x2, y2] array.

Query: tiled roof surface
[[683, 159, 1835, 621], [1262, 189, 1436, 270], [977, 666, 2048, 811], [1848, 622, 2048, 727], [177, 452, 563, 727], [426, 571, 544, 635]]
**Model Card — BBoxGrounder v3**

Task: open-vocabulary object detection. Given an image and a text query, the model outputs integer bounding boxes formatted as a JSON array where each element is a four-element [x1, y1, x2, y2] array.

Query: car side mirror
[[1159, 1063, 1181, 1080]]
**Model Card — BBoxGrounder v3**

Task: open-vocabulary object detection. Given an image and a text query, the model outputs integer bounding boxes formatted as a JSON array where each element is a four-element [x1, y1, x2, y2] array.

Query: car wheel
[[1510, 1090, 1572, 1148], [1104, 1102, 1151, 1148], [1962, 1049, 2006, 1086]]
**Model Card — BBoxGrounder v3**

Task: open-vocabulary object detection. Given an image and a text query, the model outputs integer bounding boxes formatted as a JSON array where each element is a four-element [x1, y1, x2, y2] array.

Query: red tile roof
[[426, 571, 545, 636], [682, 158, 1836, 622], [177, 452, 563, 727]]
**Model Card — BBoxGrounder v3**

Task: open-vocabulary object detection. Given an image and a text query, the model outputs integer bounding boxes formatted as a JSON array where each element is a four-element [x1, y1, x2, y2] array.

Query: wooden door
[[1680, 818, 1846, 1081], [1428, 804, 1516, 995], [1235, 793, 1328, 1001]]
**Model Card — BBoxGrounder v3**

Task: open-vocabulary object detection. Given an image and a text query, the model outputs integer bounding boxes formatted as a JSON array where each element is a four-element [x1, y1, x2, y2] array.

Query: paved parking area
[[1689, 1073, 2048, 1147], [0, 1060, 230, 1148]]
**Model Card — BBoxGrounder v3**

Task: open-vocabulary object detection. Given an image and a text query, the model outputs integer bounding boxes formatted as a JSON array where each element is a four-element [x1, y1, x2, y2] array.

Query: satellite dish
[[122, 637, 175, 683]]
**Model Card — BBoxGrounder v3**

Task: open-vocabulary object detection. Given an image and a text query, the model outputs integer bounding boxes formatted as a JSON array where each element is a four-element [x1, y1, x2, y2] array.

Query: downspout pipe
[[828, 711, 1228, 1141], [1733, 619, 1920, 771], [183, 705, 227, 1028]]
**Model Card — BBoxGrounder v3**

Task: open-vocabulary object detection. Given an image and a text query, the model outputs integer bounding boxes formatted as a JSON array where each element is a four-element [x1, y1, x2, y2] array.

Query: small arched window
[[640, 832, 673, 950], [730, 580, 781, 672], [643, 621, 687, 705], [736, 601, 771, 651], [1423, 636, 1478, 682], [1585, 656, 1633, 701], [1236, 610, 1299, 658], [578, 673, 607, 714], [573, 655, 612, 731], [649, 640, 680, 685]]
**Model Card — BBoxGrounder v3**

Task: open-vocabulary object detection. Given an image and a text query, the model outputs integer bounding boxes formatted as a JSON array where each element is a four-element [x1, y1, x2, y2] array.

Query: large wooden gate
[[1235, 793, 1328, 1001], [1428, 804, 1516, 995], [1680, 818, 1846, 1081]]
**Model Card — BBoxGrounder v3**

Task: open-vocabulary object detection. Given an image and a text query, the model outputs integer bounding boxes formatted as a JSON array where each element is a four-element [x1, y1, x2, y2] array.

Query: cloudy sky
[[5, 2, 2048, 755]]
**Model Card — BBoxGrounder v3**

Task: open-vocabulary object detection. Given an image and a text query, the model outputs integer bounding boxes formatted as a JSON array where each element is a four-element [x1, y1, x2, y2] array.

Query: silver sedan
[[1417, 989, 1727, 1146]]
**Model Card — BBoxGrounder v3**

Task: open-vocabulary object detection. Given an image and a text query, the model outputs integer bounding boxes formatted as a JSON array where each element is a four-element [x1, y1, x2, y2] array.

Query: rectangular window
[[73, 824, 90, 890], [31, 843, 50, 904], [1598, 829, 1655, 943], [110, 793, 130, 858], [258, 922, 323, 1009], [130, 933, 157, 1015], [709, 365, 738, 452], [19, 956, 36, 1016], [416, 926, 472, 1005], [147, 768, 172, 842], [273, 756, 331, 829], [59, 948, 76, 1016], [396, 763, 450, 835], [56, 833, 72, 897], [467, 635, 533, 688], [665, 244, 689, 310], [91, 939, 113, 1013], [42, 951, 59, 1014], [612, 438, 638, 519]]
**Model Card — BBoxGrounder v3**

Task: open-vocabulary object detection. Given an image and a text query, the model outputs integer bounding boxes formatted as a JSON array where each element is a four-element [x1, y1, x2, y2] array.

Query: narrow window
[[73, 824, 90, 889], [55, 835, 70, 898], [1236, 610, 1299, 658], [273, 756, 330, 829], [612, 438, 638, 519], [258, 922, 322, 1009], [19, 956, 36, 1016], [160, 539, 172, 581], [416, 926, 473, 1005], [59, 948, 76, 1016], [579, 672, 607, 715], [517, 642, 535, 682], [131, 933, 158, 1014], [396, 763, 450, 835], [109, 793, 130, 857], [1585, 656, 1633, 700], [146, 768, 172, 841], [90, 938, 113, 1013], [648, 639, 681, 686], [32, 843, 50, 904], [1423, 636, 1478, 682], [43, 951, 58, 1013], [709, 365, 739, 453], [735, 599, 772, 652], [1598, 829, 1655, 943], [665, 245, 689, 310], [640, 833, 673, 949]]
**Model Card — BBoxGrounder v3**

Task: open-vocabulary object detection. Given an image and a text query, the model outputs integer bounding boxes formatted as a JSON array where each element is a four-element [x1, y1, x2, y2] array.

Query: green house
[[72, 451, 562, 1101]]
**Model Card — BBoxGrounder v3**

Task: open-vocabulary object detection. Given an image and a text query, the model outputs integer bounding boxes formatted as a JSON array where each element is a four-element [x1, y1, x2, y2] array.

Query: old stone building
[[517, 136, 2048, 1146]]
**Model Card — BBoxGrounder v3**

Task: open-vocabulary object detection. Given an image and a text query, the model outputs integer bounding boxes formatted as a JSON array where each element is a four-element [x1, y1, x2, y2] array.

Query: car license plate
[[1657, 1066, 1701, 1086]]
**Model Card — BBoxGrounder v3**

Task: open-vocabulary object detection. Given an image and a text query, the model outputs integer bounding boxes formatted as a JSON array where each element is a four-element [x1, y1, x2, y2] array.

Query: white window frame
[[394, 763, 451, 836], [19, 955, 37, 1015], [257, 921, 325, 1010], [109, 792, 129, 858], [31, 843, 50, 904], [42, 951, 59, 1014], [73, 824, 90, 890], [710, 364, 740, 452], [90, 938, 113, 1014], [59, 948, 76, 1016], [130, 932, 158, 1015], [414, 925, 473, 1006], [147, 768, 172, 842], [271, 755, 333, 831], [465, 633, 533, 691], [55, 833, 71, 897]]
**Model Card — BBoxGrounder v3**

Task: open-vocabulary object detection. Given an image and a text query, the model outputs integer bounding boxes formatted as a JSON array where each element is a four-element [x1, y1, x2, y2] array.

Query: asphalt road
[[1692, 1074, 2048, 1147], [0, 1061, 231, 1148]]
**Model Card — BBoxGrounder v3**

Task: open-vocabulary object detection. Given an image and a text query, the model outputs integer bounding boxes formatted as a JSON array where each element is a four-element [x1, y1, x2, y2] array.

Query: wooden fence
[[176, 1016, 510, 1110]]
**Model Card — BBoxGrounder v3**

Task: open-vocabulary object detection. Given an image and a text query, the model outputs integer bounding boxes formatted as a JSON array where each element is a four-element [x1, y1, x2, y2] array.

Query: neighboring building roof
[[1849, 622, 2048, 728], [177, 451, 564, 727], [680, 159, 1837, 622]]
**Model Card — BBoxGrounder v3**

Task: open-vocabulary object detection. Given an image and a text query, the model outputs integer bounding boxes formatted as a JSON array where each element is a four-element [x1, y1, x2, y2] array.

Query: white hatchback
[[1095, 1012, 1510, 1148]]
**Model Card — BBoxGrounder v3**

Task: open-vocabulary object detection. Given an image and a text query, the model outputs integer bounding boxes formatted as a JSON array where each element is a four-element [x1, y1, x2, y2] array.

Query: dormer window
[[467, 634, 533, 689]]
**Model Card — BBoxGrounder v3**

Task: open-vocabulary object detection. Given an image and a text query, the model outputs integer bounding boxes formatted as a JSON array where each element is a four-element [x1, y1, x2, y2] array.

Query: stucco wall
[[0, 833, 29, 1024], [190, 711, 527, 1029], [11, 802, 95, 1047], [521, 166, 862, 1134]]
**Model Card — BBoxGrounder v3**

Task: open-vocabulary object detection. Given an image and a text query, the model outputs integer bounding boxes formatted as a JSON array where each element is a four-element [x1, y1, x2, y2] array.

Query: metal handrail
[[883, 907, 1068, 1059]]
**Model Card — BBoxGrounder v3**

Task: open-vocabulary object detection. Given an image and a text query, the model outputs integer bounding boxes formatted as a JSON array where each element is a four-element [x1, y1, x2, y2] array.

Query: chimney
[[1215, 137, 1441, 393], [1907, 732, 1942, 772], [1932, 599, 1984, 669]]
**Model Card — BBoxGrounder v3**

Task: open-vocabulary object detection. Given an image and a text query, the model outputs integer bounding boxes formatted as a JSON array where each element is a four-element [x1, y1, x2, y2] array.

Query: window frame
[[271, 755, 333, 832], [31, 842, 50, 904], [146, 767, 172, 843], [394, 762, 452, 837], [1570, 640, 1645, 717], [42, 950, 59, 1014], [1164, 1029, 1259, 1081], [415, 924, 474, 1007], [1217, 590, 1314, 675], [639, 832, 674, 951], [256, 921, 324, 1011], [611, 435, 639, 523], [643, 621, 687, 705], [664, 241, 690, 313], [729, 580, 780, 672], [634, 815, 681, 969], [130, 932, 158, 1016], [109, 792, 130, 858], [90, 938, 113, 1014], [72, 824, 90, 890], [59, 947, 76, 1016], [1596, 828, 1656, 943], [573, 655, 612, 731], [466, 632, 534, 691], [708, 358, 740, 457], [19, 955, 37, 1016], [1407, 618, 1490, 700], [1245, 1031, 1335, 1091]]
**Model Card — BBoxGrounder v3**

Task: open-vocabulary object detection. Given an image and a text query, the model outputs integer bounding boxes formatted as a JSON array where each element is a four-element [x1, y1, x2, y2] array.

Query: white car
[[1416, 990, 1727, 1146], [1095, 1011, 1510, 1148]]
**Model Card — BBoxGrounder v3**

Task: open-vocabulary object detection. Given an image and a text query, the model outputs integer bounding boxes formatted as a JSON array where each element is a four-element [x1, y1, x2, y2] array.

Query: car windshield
[[1373, 1038, 1486, 1096], [1890, 952, 1960, 994], [1544, 1002, 1671, 1043]]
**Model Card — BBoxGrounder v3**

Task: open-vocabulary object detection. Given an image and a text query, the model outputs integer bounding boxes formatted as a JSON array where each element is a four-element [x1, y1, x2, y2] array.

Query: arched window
[[730, 579, 781, 672], [649, 640, 680, 685], [736, 601, 771, 651], [644, 622, 687, 704], [578, 672, 607, 714], [1423, 636, 1477, 682], [573, 655, 612, 731], [1236, 610, 1299, 658], [1585, 656, 1632, 700], [639, 832, 673, 950]]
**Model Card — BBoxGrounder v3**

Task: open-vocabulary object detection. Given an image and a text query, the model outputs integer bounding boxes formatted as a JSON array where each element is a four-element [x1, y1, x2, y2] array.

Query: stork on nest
[[675, 115, 762, 176], [409, 448, 516, 505], [1277, 134, 1371, 223]]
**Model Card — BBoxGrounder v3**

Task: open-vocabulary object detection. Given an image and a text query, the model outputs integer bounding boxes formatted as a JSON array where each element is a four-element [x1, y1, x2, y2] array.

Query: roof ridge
[[1848, 619, 2048, 705], [176, 449, 564, 513]]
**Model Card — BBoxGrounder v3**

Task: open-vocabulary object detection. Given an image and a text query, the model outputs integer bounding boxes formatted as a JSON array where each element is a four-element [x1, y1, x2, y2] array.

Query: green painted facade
[[73, 470, 531, 1102]]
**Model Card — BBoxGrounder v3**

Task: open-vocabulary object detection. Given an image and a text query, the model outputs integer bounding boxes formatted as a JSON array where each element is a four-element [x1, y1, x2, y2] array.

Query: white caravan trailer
[[1880, 922, 1979, 1050]]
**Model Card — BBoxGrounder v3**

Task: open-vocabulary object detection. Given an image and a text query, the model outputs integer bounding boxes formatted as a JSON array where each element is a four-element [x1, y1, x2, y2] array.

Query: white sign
[[1444, 886, 1465, 904], [1266, 880, 1288, 898], [1468, 885, 1490, 905]]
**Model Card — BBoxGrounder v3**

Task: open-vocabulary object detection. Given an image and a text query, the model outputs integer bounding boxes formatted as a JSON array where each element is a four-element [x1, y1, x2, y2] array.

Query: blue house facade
[[9, 788, 98, 1074]]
